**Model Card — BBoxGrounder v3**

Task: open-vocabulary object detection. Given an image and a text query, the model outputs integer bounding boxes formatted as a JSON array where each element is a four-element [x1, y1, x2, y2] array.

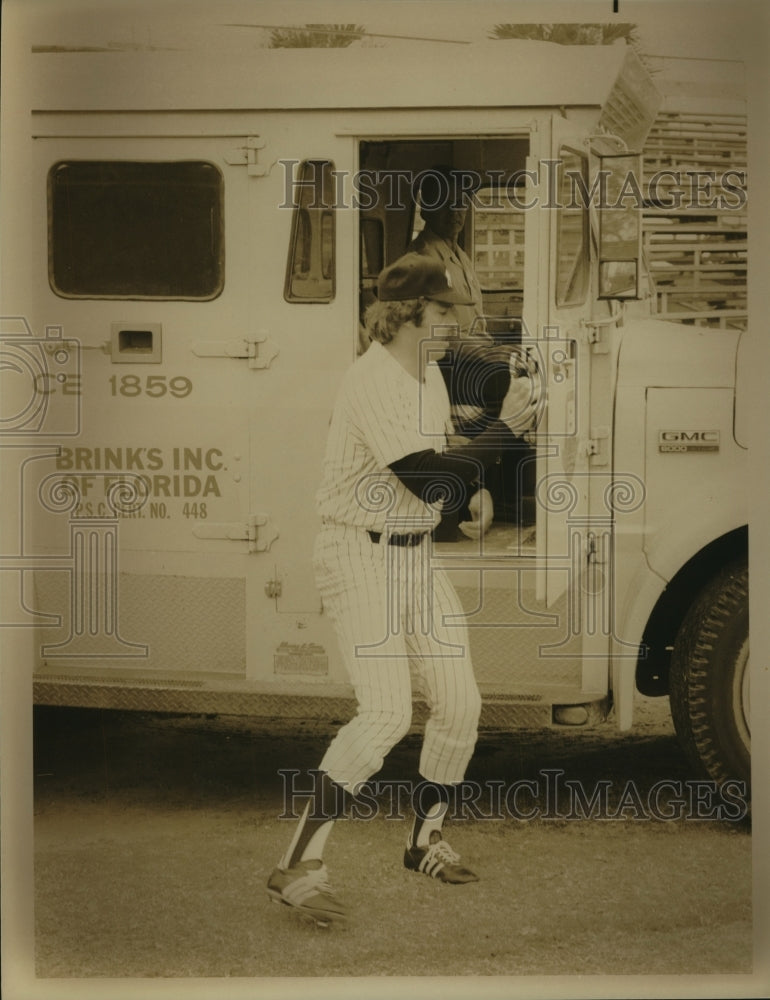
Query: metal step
[[33, 667, 606, 729]]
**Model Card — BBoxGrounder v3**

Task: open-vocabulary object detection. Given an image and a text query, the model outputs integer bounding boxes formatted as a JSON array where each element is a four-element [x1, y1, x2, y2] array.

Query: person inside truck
[[267, 253, 539, 926], [407, 165, 487, 339], [408, 165, 526, 532]]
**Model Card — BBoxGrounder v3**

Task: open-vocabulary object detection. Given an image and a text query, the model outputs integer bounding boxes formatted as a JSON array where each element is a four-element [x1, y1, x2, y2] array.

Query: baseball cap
[[377, 253, 474, 305]]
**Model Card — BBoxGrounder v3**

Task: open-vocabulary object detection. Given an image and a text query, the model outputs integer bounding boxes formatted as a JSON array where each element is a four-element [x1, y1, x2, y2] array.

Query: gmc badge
[[659, 430, 720, 453]]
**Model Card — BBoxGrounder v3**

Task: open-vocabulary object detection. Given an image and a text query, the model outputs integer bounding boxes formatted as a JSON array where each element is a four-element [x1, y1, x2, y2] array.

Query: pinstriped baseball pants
[[313, 523, 481, 790]]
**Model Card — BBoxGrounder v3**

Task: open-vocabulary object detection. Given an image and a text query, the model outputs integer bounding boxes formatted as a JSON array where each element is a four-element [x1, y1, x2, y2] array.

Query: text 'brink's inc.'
[[54, 445, 225, 500]]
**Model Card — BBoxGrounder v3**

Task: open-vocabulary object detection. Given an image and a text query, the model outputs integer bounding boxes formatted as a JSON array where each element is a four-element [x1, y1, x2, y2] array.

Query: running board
[[33, 670, 609, 729]]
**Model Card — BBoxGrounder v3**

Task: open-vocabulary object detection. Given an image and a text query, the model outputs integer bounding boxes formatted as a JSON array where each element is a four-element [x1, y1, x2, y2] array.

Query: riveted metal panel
[[35, 573, 246, 673], [455, 586, 583, 691]]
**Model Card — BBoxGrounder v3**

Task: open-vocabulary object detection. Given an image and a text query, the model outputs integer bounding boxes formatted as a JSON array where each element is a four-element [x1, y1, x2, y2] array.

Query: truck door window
[[555, 148, 590, 306], [48, 161, 224, 299], [284, 160, 336, 302]]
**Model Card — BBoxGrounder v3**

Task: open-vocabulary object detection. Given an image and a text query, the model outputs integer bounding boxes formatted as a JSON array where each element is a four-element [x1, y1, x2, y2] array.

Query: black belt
[[367, 530, 426, 547]]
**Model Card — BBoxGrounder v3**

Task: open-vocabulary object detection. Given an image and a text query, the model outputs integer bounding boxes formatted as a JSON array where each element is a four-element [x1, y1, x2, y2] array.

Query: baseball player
[[267, 253, 539, 926]]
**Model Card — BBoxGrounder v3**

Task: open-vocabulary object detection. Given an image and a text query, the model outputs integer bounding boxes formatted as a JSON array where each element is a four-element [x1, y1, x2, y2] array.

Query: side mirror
[[597, 154, 643, 300]]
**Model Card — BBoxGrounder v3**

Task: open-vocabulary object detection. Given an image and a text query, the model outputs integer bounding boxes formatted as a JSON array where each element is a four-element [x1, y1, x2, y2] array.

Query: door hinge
[[583, 426, 610, 466], [224, 136, 268, 176], [193, 513, 278, 553], [191, 334, 278, 369], [580, 321, 610, 354]]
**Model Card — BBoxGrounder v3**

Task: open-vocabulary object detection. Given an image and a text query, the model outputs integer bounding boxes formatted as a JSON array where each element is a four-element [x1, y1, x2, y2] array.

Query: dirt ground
[[31, 694, 753, 989]]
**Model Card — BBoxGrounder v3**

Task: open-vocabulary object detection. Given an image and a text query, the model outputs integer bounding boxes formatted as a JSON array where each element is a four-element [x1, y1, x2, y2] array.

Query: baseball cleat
[[266, 859, 347, 926], [404, 829, 479, 883]]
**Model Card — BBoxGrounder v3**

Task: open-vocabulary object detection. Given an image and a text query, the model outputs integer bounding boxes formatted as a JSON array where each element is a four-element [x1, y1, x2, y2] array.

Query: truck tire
[[669, 558, 749, 790]]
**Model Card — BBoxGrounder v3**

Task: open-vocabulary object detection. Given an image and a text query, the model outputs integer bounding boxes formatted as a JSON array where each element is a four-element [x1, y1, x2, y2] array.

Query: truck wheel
[[669, 559, 749, 790]]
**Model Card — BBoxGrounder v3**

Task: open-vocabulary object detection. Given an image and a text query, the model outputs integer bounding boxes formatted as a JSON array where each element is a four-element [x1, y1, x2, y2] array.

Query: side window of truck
[[48, 161, 224, 299], [284, 160, 336, 303], [555, 148, 590, 307]]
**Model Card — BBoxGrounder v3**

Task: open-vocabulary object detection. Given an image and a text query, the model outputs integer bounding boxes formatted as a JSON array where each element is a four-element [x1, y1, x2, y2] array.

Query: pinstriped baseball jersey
[[316, 340, 453, 532]]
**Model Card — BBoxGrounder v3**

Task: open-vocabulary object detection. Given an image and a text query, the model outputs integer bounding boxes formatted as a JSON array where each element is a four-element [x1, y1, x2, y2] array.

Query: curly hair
[[364, 297, 426, 345]]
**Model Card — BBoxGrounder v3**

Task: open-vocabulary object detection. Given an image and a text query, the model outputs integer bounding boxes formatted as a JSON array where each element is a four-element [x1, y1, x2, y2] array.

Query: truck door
[[34, 130, 357, 691], [243, 146, 355, 688], [30, 133, 255, 675], [531, 118, 596, 618]]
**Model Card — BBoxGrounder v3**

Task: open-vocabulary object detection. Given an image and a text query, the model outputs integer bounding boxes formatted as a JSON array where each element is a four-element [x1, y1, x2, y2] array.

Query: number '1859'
[[109, 375, 193, 398]]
